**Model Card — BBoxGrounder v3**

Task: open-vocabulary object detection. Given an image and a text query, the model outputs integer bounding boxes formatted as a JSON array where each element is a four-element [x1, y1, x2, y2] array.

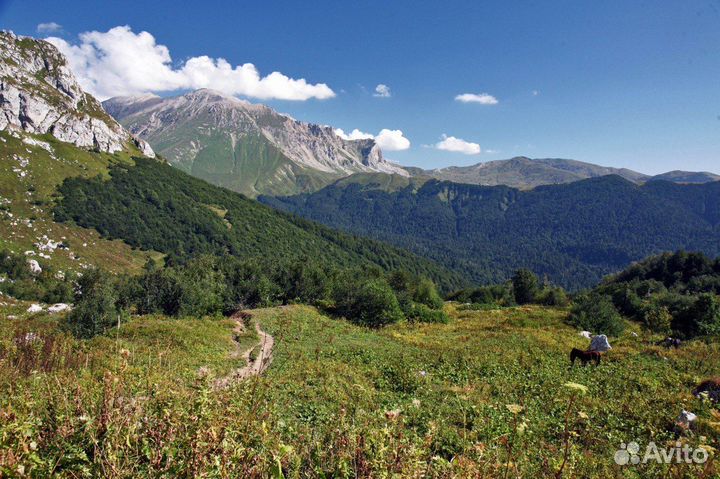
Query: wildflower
[[385, 409, 401, 421], [119, 348, 130, 359], [563, 382, 588, 394], [412, 398, 421, 408], [578, 411, 589, 420], [197, 366, 211, 379], [506, 404, 523, 414]]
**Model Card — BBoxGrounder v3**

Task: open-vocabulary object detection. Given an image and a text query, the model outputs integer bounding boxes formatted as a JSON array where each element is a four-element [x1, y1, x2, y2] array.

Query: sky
[[1, 0, 719, 174]]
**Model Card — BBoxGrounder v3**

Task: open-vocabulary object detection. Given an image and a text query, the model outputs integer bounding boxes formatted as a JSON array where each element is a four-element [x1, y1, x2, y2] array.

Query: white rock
[[27, 304, 43, 313], [48, 303, 71, 313], [27, 259, 42, 274], [579, 330, 592, 339], [589, 334, 612, 352], [0, 31, 153, 157], [677, 410, 697, 428], [630, 332, 638, 337]]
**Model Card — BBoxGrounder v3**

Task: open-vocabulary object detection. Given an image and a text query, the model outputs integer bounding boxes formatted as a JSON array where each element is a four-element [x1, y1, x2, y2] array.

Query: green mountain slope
[[53, 158, 466, 291], [260, 174, 720, 289]]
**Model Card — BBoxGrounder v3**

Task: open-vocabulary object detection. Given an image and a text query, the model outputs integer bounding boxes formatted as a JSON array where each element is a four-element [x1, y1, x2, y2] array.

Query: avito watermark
[[614, 441, 708, 466]]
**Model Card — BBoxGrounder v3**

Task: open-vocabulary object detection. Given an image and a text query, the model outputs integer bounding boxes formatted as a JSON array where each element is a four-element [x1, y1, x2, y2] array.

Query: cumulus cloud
[[373, 84, 391, 98], [46, 25, 335, 101], [334, 128, 375, 141], [455, 92, 499, 105], [335, 128, 410, 151], [435, 134, 481, 155], [37, 22, 62, 34]]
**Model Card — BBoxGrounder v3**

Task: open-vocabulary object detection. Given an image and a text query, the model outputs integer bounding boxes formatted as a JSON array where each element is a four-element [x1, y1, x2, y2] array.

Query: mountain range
[[2, 30, 720, 292], [261, 173, 720, 289], [409, 157, 720, 189], [103, 90, 406, 197]]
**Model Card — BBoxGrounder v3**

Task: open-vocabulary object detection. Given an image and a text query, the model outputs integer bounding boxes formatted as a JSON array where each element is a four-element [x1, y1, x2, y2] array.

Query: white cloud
[[532, 90, 539, 96], [375, 129, 410, 150], [335, 128, 410, 151], [455, 92, 498, 105], [373, 84, 391, 98], [435, 134, 481, 155], [36, 22, 62, 34], [334, 128, 374, 141], [46, 25, 335, 101]]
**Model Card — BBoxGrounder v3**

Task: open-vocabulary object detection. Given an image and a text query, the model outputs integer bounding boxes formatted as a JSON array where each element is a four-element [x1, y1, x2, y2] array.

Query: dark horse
[[570, 348, 601, 366]]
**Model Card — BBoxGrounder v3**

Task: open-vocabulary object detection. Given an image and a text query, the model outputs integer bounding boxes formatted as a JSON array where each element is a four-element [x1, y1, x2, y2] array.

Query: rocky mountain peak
[[0, 31, 154, 157], [103, 89, 406, 196]]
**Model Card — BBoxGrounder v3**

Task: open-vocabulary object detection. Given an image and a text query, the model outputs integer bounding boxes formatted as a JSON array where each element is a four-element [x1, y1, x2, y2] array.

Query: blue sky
[[1, 0, 719, 173]]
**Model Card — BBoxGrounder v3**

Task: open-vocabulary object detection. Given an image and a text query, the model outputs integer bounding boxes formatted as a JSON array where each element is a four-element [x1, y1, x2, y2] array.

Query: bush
[[334, 276, 404, 327], [404, 302, 449, 324], [537, 286, 569, 307], [688, 294, 720, 337], [414, 278, 444, 309], [640, 302, 672, 334], [512, 269, 539, 305], [568, 292, 625, 336], [65, 269, 121, 339]]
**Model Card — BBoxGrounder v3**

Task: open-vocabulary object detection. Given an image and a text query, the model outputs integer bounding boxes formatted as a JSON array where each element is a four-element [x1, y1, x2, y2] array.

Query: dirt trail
[[213, 311, 274, 390]]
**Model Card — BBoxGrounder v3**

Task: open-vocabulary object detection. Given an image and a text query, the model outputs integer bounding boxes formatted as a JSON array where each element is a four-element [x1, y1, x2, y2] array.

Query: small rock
[[27, 304, 43, 313]]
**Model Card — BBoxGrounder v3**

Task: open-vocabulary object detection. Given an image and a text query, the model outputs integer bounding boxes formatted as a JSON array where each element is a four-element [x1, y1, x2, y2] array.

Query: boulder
[[579, 330, 592, 339], [26, 303, 43, 313], [589, 334, 612, 352], [27, 259, 42, 275], [48, 303, 71, 314]]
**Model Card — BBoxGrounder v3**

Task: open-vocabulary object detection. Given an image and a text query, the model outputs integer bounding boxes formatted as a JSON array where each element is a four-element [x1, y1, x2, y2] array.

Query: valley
[[1, 23, 719, 479]]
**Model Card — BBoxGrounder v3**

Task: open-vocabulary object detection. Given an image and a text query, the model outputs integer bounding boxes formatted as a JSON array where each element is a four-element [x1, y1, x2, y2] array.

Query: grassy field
[[0, 302, 718, 477]]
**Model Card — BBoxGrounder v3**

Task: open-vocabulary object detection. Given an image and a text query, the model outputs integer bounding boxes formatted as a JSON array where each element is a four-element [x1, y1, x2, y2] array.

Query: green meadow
[[1, 302, 717, 477]]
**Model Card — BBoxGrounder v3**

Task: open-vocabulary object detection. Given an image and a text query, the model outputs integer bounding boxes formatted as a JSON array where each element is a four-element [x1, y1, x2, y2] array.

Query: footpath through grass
[[0, 303, 718, 477]]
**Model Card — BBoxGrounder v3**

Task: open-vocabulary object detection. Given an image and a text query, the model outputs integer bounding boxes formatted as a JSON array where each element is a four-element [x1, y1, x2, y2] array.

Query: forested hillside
[[261, 175, 720, 289], [53, 158, 465, 291]]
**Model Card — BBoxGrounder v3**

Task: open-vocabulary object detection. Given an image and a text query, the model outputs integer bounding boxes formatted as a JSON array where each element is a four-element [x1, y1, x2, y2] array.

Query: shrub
[[537, 286, 569, 307], [334, 276, 404, 327], [512, 269, 539, 305], [404, 302, 449, 324], [640, 301, 672, 334], [414, 278, 444, 309], [65, 269, 121, 339], [568, 292, 625, 336]]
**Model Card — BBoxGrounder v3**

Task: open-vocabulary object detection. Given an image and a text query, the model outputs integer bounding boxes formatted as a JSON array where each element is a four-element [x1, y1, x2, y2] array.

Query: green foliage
[[0, 249, 74, 304], [446, 282, 515, 307], [4, 303, 717, 476], [53, 157, 465, 292], [640, 301, 672, 334], [689, 293, 720, 337], [512, 269, 539, 305], [333, 275, 404, 327], [536, 286, 569, 307], [65, 268, 122, 338], [568, 292, 625, 336], [598, 251, 720, 338], [261, 176, 720, 290]]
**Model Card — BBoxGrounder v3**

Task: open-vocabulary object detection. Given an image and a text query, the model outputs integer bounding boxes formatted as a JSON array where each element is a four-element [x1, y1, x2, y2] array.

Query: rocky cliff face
[[104, 89, 405, 196], [0, 31, 154, 157]]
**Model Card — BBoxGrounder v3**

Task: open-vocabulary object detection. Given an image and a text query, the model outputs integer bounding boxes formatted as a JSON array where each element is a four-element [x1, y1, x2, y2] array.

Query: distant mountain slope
[[412, 156, 649, 189], [649, 170, 720, 184], [104, 90, 407, 197], [411, 156, 718, 189], [261, 174, 720, 289]]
